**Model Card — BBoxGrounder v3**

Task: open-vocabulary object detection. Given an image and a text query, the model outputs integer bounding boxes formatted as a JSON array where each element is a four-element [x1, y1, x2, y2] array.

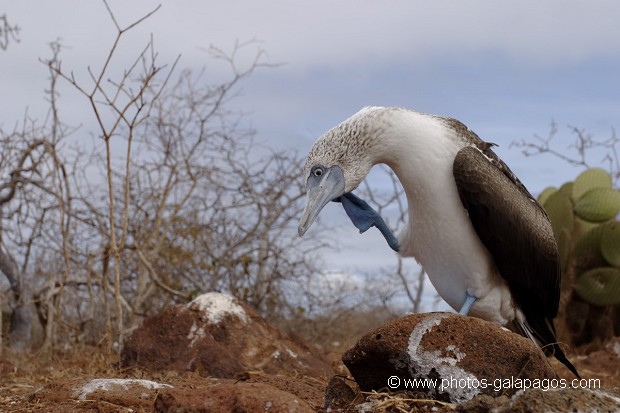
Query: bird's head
[[298, 108, 381, 237]]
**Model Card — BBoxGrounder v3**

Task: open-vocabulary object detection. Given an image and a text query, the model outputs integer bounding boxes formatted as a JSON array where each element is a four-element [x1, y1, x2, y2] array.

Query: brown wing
[[452, 146, 560, 321]]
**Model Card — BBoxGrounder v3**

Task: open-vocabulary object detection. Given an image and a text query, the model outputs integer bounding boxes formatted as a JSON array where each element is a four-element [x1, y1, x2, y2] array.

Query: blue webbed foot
[[334, 192, 400, 252]]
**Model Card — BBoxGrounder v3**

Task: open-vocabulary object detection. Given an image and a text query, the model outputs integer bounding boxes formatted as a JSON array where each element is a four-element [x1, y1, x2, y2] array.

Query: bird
[[297, 106, 579, 378]]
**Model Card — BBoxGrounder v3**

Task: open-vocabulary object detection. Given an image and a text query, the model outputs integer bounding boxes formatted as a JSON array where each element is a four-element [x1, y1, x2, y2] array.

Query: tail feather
[[515, 315, 580, 379]]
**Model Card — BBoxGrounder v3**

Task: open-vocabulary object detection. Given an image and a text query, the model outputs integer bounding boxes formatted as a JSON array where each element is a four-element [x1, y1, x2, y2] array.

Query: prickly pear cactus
[[540, 168, 620, 307]]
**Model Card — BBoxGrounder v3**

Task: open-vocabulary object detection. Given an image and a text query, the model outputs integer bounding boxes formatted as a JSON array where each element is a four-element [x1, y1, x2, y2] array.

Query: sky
[[2, 1, 619, 312]]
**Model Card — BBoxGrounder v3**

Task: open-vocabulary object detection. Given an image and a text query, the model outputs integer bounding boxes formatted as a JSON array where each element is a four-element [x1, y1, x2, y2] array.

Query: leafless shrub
[[0, 57, 73, 351], [0, 1, 407, 357], [0, 14, 20, 50], [0, 1, 331, 354], [44, 1, 178, 350], [511, 121, 620, 185]]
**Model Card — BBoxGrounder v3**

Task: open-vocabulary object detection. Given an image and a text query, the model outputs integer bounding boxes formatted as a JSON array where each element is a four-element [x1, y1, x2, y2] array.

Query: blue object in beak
[[334, 192, 400, 252]]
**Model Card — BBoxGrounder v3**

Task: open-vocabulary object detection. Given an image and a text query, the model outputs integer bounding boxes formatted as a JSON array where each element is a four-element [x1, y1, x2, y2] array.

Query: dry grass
[[357, 390, 455, 413], [1, 344, 119, 389]]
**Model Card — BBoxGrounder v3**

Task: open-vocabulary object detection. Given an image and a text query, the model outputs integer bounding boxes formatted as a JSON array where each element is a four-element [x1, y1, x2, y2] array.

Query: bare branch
[[0, 14, 20, 50], [511, 121, 620, 185]]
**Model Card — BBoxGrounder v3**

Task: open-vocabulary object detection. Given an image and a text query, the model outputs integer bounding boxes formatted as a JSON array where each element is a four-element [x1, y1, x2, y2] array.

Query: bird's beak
[[298, 165, 345, 237]]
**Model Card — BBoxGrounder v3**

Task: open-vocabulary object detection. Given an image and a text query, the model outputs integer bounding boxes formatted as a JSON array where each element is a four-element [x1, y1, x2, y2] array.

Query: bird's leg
[[334, 192, 400, 252], [458, 294, 477, 315]]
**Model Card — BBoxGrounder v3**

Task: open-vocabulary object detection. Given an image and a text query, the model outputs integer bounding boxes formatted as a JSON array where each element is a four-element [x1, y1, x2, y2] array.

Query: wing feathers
[[453, 145, 579, 378], [452, 146, 560, 320]]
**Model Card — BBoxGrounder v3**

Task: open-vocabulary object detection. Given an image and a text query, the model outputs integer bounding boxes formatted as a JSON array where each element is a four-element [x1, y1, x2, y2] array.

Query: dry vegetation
[[0, 2, 420, 361]]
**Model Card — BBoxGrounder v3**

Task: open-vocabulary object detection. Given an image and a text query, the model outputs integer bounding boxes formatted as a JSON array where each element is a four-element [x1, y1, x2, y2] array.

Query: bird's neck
[[360, 109, 467, 257], [367, 110, 463, 195]]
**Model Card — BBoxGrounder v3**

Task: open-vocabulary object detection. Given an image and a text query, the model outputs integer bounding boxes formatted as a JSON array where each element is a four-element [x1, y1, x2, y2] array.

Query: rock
[[496, 387, 620, 413], [30, 377, 171, 410], [246, 374, 327, 409], [153, 382, 315, 413], [121, 292, 332, 379], [323, 376, 357, 410], [29, 375, 321, 413], [342, 312, 557, 403], [72, 378, 172, 400], [456, 393, 510, 412]]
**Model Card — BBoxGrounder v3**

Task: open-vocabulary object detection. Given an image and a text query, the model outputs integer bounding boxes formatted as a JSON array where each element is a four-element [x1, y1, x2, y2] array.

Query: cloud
[[161, 0, 620, 71], [4, 1, 619, 125]]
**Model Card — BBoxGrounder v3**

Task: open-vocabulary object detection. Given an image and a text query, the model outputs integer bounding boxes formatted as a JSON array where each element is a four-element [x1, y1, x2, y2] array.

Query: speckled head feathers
[[303, 106, 391, 192]]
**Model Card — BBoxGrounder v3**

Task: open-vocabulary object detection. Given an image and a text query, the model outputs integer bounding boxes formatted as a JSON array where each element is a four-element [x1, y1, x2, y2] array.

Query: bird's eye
[[313, 167, 323, 177]]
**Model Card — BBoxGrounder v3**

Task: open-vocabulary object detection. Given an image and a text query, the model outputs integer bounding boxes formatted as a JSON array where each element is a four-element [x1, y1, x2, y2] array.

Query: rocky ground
[[1, 293, 619, 413]]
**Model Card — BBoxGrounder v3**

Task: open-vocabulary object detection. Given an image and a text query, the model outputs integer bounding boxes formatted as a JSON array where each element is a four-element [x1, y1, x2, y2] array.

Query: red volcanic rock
[[343, 312, 557, 403], [121, 292, 332, 379], [153, 382, 316, 413]]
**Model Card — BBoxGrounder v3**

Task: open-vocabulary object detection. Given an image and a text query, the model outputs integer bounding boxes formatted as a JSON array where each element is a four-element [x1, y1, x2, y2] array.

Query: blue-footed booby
[[298, 106, 579, 378]]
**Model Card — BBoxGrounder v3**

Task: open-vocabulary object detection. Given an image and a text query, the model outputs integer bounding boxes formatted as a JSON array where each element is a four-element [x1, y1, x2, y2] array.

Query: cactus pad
[[601, 222, 620, 267], [575, 267, 620, 306], [538, 187, 558, 205], [572, 168, 612, 200], [543, 190, 574, 238], [573, 225, 607, 272], [573, 188, 620, 222]]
